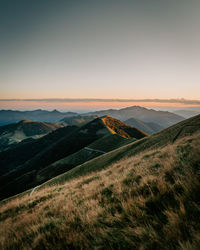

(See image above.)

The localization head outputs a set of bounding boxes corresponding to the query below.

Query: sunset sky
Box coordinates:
[1,0,200,109]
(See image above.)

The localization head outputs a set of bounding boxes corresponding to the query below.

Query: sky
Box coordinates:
[0,0,200,109]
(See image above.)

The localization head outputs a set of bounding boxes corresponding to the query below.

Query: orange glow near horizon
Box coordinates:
[0,100,200,111]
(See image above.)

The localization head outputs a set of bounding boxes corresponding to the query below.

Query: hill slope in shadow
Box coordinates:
[124,117,163,134]
[0,116,147,200]
[0,115,199,250]
[46,114,200,186]
[0,120,64,152]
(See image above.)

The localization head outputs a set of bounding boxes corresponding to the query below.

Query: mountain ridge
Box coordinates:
[0,109,77,126]
[124,117,163,134]
[44,114,200,187]
[84,105,184,128]
[0,115,199,250]
[0,106,184,128]
[0,116,147,200]
[0,120,64,152]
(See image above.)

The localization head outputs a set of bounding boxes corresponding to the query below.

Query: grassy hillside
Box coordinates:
[0,116,146,200]
[0,120,64,152]
[43,114,200,187]
[61,115,98,126]
[0,128,199,249]
[0,125,77,176]
[101,116,148,139]
[36,134,135,184]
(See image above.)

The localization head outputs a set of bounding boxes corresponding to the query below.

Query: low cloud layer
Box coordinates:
[1,98,200,105]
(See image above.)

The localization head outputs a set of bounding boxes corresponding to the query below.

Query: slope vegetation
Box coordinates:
[61,115,98,126]
[46,114,200,186]
[0,125,77,176]
[36,134,135,184]
[0,116,146,200]
[0,116,199,250]
[101,116,148,138]
[0,120,64,151]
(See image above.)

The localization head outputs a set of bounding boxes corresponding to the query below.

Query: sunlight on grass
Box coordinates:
[0,133,200,249]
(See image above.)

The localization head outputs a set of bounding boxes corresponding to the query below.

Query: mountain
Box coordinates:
[61,115,98,126]
[36,134,136,185]
[0,125,77,177]
[44,114,200,187]
[173,109,200,118]
[0,115,199,250]
[0,116,147,200]
[0,109,77,126]
[100,116,148,139]
[85,105,184,128]
[0,120,64,152]
[124,117,163,134]
[0,106,184,129]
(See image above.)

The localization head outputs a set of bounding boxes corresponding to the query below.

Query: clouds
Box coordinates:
[1,98,200,105]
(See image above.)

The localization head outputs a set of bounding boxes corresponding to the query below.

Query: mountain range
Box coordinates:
[0,106,184,128]
[0,116,147,200]
[0,109,77,126]
[0,120,64,151]
[173,109,200,118]
[0,114,199,249]
[124,117,163,134]
[84,105,184,127]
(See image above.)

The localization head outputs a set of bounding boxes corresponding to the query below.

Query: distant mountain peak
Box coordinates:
[85,105,184,128]
[51,109,60,113]
[121,105,147,111]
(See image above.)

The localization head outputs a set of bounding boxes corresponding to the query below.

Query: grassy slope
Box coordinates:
[0,130,199,249]
[0,120,64,152]
[61,115,98,126]
[43,114,200,187]
[0,126,77,175]
[101,116,148,139]
[36,134,135,184]
[0,116,146,200]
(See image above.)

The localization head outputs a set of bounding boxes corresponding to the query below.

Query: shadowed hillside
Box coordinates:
[124,117,163,134]
[0,116,146,200]
[36,134,136,184]
[0,125,77,176]
[0,115,199,250]
[0,120,64,151]
[61,115,98,126]
[43,114,200,186]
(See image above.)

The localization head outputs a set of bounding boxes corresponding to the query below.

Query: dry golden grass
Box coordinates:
[0,133,200,249]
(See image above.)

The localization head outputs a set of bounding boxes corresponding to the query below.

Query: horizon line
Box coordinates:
[0,98,200,105]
